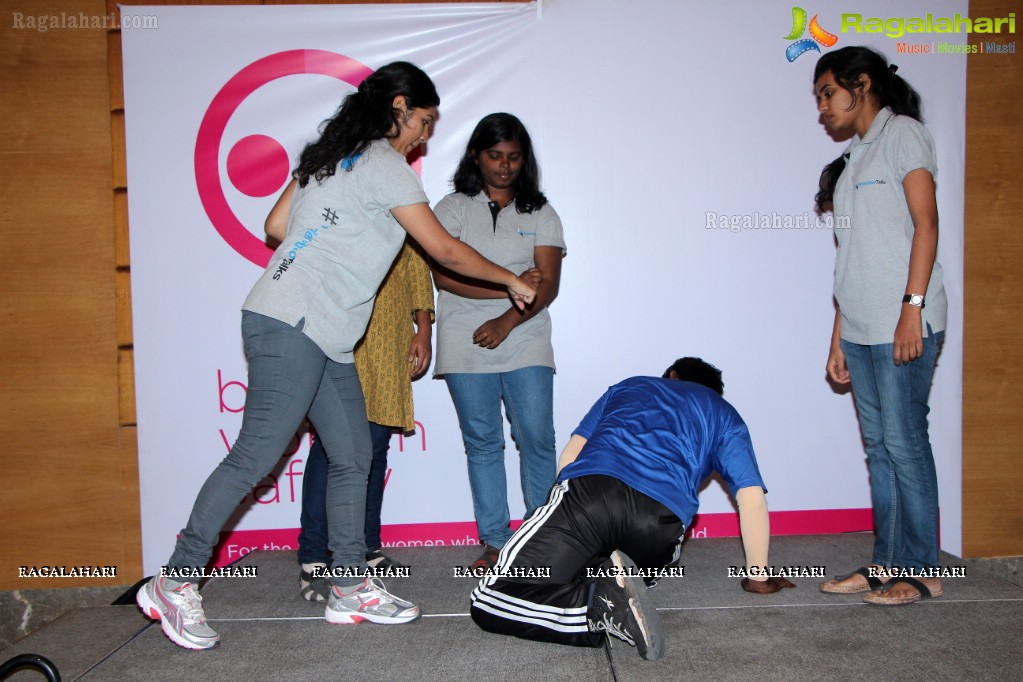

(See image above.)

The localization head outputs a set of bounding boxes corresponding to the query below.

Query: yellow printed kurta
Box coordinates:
[354,239,434,433]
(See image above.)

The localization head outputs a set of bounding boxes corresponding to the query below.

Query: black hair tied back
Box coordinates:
[812,47,922,212]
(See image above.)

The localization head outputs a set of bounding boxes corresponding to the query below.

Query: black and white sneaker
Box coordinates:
[587,551,664,661]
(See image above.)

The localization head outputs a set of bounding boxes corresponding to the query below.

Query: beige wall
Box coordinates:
[0,0,1018,591]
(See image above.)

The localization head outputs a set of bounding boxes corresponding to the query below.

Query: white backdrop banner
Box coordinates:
[123,0,968,575]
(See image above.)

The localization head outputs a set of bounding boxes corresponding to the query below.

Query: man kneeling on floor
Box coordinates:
[468,357,795,661]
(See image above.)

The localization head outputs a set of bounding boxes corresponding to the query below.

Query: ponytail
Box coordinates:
[885,65,922,121]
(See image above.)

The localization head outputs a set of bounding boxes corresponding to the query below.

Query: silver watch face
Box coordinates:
[910,294,924,306]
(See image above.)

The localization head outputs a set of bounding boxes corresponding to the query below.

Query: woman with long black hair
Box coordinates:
[136,63,536,650]
[812,47,947,606]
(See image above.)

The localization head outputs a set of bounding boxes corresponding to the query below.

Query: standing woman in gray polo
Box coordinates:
[432,113,566,571]
[811,47,947,606]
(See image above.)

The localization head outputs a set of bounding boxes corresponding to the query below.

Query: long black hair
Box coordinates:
[452,113,547,214]
[813,46,924,212]
[294,61,439,187]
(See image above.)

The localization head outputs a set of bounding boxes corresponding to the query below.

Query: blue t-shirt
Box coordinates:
[558,376,765,526]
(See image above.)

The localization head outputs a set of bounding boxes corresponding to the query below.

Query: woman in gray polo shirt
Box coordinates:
[432,114,566,570]
[811,47,947,606]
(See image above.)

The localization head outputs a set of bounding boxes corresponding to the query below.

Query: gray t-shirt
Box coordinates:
[833,108,947,345]
[243,138,428,362]
[433,191,566,374]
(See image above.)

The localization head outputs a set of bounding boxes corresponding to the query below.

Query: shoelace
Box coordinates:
[173,583,208,624]
[363,577,395,603]
[335,578,395,604]
[589,612,635,645]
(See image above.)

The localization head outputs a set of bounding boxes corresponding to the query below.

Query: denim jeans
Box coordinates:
[841,329,944,570]
[445,366,557,549]
[166,312,371,587]
[299,421,393,563]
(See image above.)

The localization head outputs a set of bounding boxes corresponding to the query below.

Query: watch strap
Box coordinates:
[902,294,926,309]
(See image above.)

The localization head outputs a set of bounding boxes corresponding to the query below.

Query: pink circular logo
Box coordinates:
[194,50,373,267]
[227,134,292,199]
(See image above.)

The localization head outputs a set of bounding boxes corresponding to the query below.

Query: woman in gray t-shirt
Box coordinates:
[137,64,536,651]
[812,47,947,607]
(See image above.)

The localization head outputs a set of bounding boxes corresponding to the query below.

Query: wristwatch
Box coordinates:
[902,294,925,308]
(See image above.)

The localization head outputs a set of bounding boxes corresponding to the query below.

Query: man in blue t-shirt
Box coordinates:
[469,357,793,661]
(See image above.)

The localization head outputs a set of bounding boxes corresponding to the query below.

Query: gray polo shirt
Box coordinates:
[243,138,428,362]
[833,108,947,345]
[433,191,566,374]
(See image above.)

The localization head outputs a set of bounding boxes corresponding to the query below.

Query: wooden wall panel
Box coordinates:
[115,270,134,350]
[107,30,124,111]
[118,348,137,426]
[111,110,126,189]
[0,0,141,588]
[113,190,130,267]
[961,0,1023,557]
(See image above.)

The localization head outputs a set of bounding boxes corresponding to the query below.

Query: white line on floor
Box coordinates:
[657,597,1023,611]
[211,612,472,622]
[208,597,1023,623]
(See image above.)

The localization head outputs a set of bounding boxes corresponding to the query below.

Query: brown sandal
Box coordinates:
[819,566,884,594]
[863,576,942,606]
[471,545,501,571]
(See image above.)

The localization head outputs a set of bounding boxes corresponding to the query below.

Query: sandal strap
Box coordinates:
[842,566,883,590]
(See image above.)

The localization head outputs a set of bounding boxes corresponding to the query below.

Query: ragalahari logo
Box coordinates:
[784,7,838,61]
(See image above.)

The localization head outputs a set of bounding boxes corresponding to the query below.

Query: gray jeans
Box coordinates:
[166,311,371,586]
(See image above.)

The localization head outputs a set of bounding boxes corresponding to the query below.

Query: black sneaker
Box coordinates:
[587,551,664,661]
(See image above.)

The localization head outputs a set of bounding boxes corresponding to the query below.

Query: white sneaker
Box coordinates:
[136,576,220,650]
[325,577,421,625]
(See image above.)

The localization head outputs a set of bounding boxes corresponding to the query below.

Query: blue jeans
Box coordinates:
[167,312,371,587]
[445,366,557,549]
[299,421,393,563]
[841,329,944,570]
